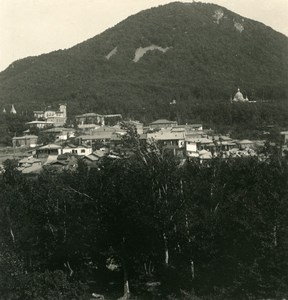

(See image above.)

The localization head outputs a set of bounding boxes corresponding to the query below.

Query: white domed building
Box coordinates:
[232,88,249,102]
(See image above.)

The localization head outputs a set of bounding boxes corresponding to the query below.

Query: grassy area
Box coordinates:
[0,147,30,164]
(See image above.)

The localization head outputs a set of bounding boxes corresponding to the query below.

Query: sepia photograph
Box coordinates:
[0,0,288,299]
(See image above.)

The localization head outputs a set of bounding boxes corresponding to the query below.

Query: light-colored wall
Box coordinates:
[186,142,197,153]
[62,147,92,156]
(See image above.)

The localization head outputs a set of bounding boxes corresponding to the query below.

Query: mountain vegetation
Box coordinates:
[0,2,287,126]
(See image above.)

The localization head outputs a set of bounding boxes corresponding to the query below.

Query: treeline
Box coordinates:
[0,113,31,146]
[0,144,288,299]
[0,99,288,146]
[67,98,288,139]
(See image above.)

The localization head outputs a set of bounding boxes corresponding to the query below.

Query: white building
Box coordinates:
[232,88,249,102]
[61,145,92,156]
[33,104,67,127]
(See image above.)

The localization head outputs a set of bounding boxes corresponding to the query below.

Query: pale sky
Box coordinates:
[0,0,287,71]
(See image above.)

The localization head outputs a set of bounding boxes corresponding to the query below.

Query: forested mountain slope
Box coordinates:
[0,2,287,120]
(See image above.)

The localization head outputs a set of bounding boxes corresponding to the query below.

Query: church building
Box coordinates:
[232,88,249,102]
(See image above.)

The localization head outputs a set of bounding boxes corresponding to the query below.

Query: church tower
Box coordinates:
[10,104,16,114]
[59,104,66,118]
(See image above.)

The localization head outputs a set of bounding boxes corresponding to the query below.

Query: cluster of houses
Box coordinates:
[8,103,272,175]
[3,87,285,175]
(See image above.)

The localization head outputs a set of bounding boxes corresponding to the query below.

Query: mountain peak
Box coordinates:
[0,2,287,117]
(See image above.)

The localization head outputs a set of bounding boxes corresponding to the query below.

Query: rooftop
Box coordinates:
[185,137,213,143]
[38,144,62,150]
[43,127,75,133]
[147,131,185,140]
[19,157,42,164]
[150,119,177,125]
[12,135,38,140]
[238,139,254,144]
[26,121,54,125]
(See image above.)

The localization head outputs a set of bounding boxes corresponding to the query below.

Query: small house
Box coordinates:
[12,135,38,148]
[149,119,178,129]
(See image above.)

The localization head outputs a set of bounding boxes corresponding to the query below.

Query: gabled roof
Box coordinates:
[13,135,38,140]
[221,141,236,146]
[175,124,202,128]
[48,160,67,166]
[75,113,122,118]
[20,164,42,174]
[82,154,99,162]
[185,137,213,143]
[171,127,185,132]
[150,119,177,125]
[19,157,41,164]
[43,127,75,133]
[93,150,107,157]
[238,139,253,144]
[26,121,54,125]
[103,114,122,118]
[212,135,232,141]
[63,144,91,149]
[77,132,114,140]
[147,131,185,140]
[75,113,100,118]
[93,126,124,133]
[38,144,62,150]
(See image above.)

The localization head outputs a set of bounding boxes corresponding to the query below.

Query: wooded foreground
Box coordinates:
[0,146,288,299]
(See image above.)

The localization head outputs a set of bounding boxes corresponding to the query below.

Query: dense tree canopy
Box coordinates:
[0,141,288,299]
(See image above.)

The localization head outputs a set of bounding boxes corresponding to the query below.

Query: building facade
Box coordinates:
[33,104,67,127]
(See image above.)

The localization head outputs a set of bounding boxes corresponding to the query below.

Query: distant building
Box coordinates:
[26,121,54,129]
[33,104,67,127]
[236,139,254,150]
[77,124,100,132]
[17,157,42,174]
[43,155,78,173]
[75,113,122,127]
[62,144,92,156]
[12,135,38,148]
[81,150,107,168]
[77,126,126,149]
[147,130,185,149]
[125,121,144,134]
[172,124,203,132]
[10,104,17,114]
[280,131,288,144]
[232,88,249,102]
[36,144,62,158]
[42,127,75,140]
[149,119,177,129]
[185,137,214,157]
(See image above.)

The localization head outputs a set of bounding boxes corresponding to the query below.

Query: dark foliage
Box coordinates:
[0,144,288,299]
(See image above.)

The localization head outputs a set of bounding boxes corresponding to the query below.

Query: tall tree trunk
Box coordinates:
[273,224,278,247]
[185,214,195,280]
[121,237,130,299]
[123,259,130,299]
[163,233,169,266]
[190,260,195,280]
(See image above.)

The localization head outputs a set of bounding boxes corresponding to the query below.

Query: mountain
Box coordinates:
[0,1,287,121]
